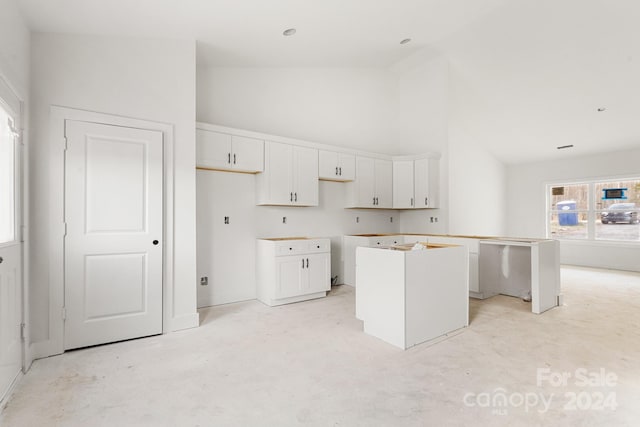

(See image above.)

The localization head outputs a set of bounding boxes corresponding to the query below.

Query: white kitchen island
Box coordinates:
[356,243,469,350]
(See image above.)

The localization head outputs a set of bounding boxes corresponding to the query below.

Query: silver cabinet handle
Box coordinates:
[411,198,414,206]
[339,167,342,175]
[302,258,305,269]
[425,197,428,206]
[336,166,339,175]
[228,153,231,164]
[233,153,236,164]
[290,192,293,202]
[294,193,298,202]
[306,258,309,268]
[0,256,3,264]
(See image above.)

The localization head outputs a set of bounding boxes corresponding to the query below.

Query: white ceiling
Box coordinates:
[16,0,640,163]
[17,0,508,67]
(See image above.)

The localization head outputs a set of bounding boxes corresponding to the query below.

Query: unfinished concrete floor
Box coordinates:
[2,266,639,426]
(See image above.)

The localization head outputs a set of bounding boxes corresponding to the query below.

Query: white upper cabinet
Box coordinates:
[346,156,392,208]
[414,157,440,209]
[196,129,264,173]
[374,159,393,208]
[318,150,355,181]
[392,160,415,209]
[256,141,319,206]
[392,157,439,209]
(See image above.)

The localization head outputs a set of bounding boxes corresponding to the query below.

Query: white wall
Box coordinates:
[197,67,395,154]
[446,126,507,236]
[29,33,198,348]
[0,0,30,97]
[0,0,30,377]
[507,147,640,271]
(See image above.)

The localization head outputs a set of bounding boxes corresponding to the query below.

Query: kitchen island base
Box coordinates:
[356,244,469,350]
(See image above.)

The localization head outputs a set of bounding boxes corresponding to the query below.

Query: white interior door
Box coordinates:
[64,120,163,350]
[0,101,22,401]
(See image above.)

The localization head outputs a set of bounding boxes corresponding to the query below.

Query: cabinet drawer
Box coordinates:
[372,236,402,246]
[275,241,309,255]
[307,240,330,253]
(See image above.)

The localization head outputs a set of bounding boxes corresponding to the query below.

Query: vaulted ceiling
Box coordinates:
[16,0,640,163]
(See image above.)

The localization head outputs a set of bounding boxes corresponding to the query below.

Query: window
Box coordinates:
[0,103,16,244]
[547,179,640,242]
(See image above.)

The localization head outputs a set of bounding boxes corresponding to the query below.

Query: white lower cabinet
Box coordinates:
[341,234,403,286]
[356,245,469,349]
[257,238,331,306]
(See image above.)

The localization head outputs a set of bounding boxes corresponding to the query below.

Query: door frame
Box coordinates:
[0,72,26,395]
[37,106,176,358]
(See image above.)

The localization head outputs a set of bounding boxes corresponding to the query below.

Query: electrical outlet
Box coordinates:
[200,277,208,286]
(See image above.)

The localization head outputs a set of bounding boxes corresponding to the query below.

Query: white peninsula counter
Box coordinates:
[356,243,469,350]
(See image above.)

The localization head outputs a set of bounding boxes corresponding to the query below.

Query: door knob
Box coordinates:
[152,240,159,245]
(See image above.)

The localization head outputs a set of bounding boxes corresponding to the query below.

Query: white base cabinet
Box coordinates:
[257,238,331,306]
[479,238,560,314]
[356,244,469,350]
[341,234,403,286]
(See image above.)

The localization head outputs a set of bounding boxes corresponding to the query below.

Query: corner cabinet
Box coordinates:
[256,238,331,306]
[196,128,264,173]
[392,156,440,209]
[256,141,319,206]
[318,150,355,181]
[345,156,392,208]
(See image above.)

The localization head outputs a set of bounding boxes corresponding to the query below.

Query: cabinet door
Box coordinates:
[415,157,439,208]
[354,156,376,207]
[337,153,355,181]
[265,141,293,204]
[275,256,303,299]
[469,252,479,293]
[427,157,440,208]
[392,160,414,209]
[304,253,330,295]
[374,159,393,208]
[318,150,339,180]
[196,129,233,170]
[414,158,429,208]
[293,146,319,206]
[232,135,264,173]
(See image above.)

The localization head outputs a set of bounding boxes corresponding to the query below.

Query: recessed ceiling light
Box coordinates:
[400,38,412,45]
[597,107,606,112]
[557,145,574,150]
[283,28,296,36]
